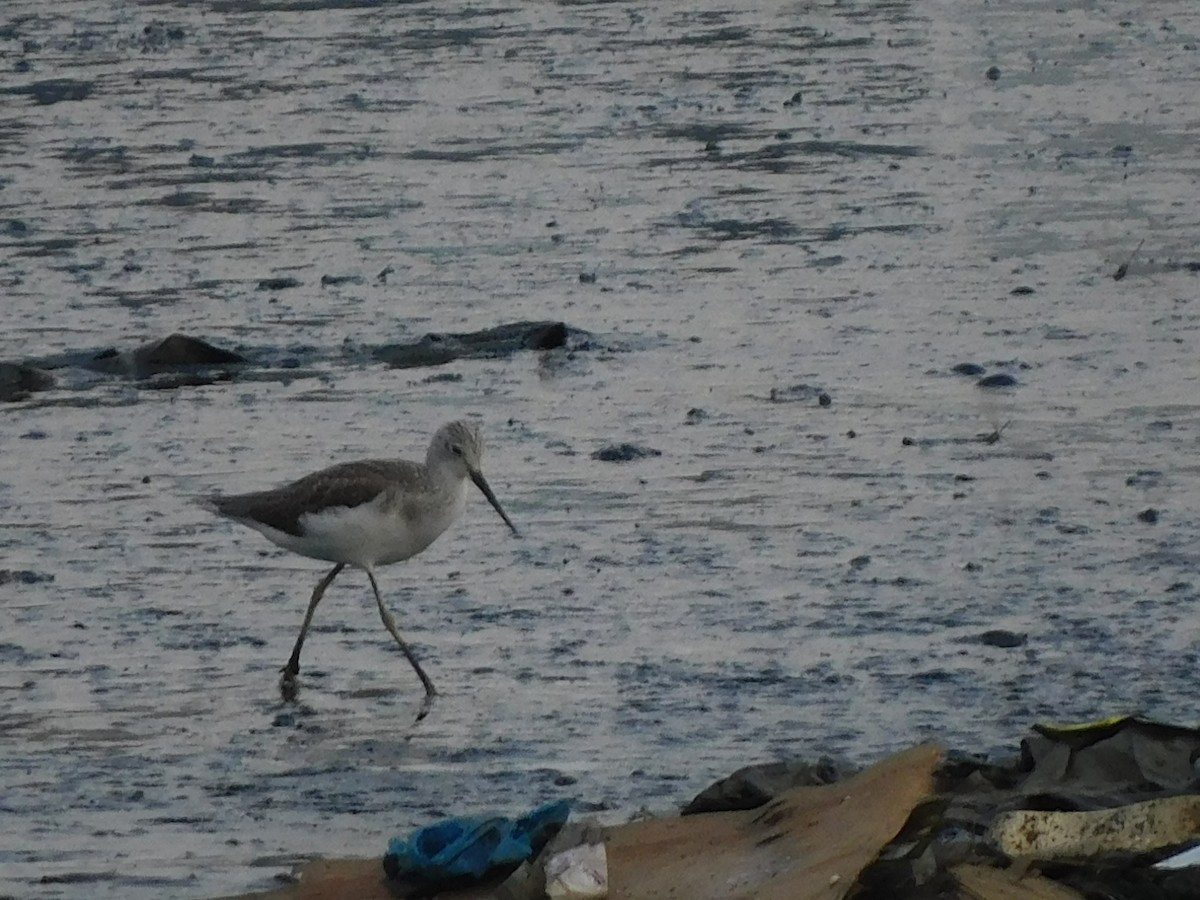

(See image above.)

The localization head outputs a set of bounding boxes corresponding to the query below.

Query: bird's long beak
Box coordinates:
[470,469,520,537]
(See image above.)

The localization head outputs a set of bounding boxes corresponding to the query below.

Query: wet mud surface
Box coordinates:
[2,0,1200,896]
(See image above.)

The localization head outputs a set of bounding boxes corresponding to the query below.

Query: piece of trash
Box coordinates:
[1154,842,1200,870]
[1018,715,1200,805]
[1031,714,1136,742]
[953,863,1086,900]
[989,795,1200,860]
[979,420,1011,445]
[383,800,570,885]
[545,842,608,898]
[1113,238,1145,281]
[604,743,938,900]
[683,755,853,815]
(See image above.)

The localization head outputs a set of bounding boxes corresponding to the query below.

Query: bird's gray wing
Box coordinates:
[209,460,422,537]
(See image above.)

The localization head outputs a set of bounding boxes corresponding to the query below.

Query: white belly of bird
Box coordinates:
[278,484,468,568]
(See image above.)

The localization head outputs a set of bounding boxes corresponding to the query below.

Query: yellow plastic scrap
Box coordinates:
[1032,715,1133,740]
[1031,714,1200,749]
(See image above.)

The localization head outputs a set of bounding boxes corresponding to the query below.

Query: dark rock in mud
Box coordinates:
[374,320,574,369]
[592,443,661,462]
[952,362,986,377]
[684,407,708,425]
[1137,508,1159,524]
[87,333,245,378]
[985,65,1001,81]
[1010,285,1035,295]
[976,373,1017,389]
[0,362,54,401]
[977,629,1026,648]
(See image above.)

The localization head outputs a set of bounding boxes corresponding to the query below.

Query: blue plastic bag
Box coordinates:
[384,800,570,882]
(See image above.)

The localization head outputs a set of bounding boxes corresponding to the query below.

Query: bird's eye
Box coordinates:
[450,444,464,456]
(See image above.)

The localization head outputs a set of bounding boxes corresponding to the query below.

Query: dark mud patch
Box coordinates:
[1,78,94,105]
[592,443,662,462]
[403,141,583,163]
[5,323,596,402]
[0,362,54,401]
[375,321,586,369]
[0,569,55,585]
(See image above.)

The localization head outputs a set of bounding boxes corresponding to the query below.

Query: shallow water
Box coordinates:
[2,0,1200,896]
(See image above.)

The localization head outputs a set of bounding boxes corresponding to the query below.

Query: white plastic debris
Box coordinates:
[1154,843,1200,870]
[990,796,1200,860]
[545,841,608,899]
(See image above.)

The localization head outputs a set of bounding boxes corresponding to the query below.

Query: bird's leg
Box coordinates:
[365,567,437,721]
[280,562,345,701]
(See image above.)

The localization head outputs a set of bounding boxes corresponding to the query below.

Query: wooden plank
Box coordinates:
[604,743,941,900]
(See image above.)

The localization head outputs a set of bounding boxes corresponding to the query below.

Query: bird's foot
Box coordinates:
[414,688,437,724]
[279,666,300,703]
